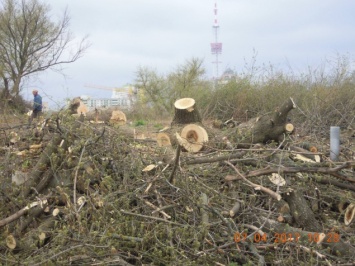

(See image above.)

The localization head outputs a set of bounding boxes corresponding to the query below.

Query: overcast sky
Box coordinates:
[26,0,355,108]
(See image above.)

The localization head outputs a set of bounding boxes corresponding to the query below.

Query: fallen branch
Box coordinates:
[225,161,282,201]
[120,209,184,226]
[0,199,48,227]
[225,161,355,182]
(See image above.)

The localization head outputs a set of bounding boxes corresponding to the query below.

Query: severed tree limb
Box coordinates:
[73,139,90,212]
[120,209,184,226]
[0,199,48,227]
[225,161,281,201]
[317,178,355,192]
[143,199,171,219]
[231,97,296,146]
[109,234,143,243]
[183,151,247,165]
[225,161,355,183]
[15,203,48,235]
[168,144,181,183]
[200,193,209,227]
[283,189,322,232]
[21,134,64,197]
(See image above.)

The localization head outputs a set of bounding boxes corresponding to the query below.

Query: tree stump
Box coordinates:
[171,98,202,126]
[157,98,208,153]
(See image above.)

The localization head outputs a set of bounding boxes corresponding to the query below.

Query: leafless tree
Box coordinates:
[0,0,89,97]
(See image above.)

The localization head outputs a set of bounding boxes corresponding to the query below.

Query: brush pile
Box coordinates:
[0,99,354,265]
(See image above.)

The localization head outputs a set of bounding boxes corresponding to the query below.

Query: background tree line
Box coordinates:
[0,0,353,138]
[131,55,355,136]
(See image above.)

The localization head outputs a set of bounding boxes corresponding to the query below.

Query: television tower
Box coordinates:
[211,0,222,80]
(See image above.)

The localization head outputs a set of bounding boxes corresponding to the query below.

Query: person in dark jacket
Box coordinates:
[28,89,43,126]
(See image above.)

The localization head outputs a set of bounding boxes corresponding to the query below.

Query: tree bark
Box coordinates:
[171,98,202,126]
[283,189,322,232]
[231,97,296,147]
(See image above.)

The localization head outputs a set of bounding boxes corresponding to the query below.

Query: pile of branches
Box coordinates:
[0,110,355,265]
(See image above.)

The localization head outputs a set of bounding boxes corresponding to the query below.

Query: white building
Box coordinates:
[81,85,136,109]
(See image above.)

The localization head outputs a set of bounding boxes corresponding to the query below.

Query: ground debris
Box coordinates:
[0,113,355,265]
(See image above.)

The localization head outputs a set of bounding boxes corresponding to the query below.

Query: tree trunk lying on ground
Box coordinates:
[229,97,296,148]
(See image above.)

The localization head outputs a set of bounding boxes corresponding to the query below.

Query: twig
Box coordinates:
[120,209,184,226]
[194,175,244,203]
[32,244,84,266]
[143,199,171,219]
[169,144,181,183]
[225,161,282,201]
[235,161,355,182]
[73,139,90,212]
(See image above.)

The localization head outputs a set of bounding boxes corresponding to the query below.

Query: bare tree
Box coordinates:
[0,0,89,96]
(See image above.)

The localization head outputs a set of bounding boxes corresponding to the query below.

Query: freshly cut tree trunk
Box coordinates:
[157,124,208,153]
[171,98,202,126]
[231,97,296,147]
[176,124,209,153]
[158,98,208,153]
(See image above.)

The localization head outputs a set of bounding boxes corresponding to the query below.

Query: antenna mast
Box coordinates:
[211,1,222,80]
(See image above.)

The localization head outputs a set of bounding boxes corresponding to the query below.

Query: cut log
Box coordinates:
[229,202,241,217]
[285,123,294,133]
[171,98,202,126]
[344,203,355,225]
[86,108,127,125]
[289,146,321,163]
[157,132,172,147]
[231,97,296,147]
[110,110,127,125]
[69,97,88,115]
[69,97,126,125]
[6,234,17,250]
[176,124,208,153]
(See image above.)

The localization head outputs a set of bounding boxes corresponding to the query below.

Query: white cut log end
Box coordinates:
[6,234,16,250]
[285,123,294,133]
[268,173,286,186]
[52,208,60,217]
[110,110,127,125]
[157,132,172,147]
[142,164,157,172]
[344,203,355,226]
[180,124,208,153]
[39,232,46,241]
[174,98,195,110]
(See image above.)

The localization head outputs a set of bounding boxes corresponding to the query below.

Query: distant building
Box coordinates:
[81,97,130,109]
[80,85,136,109]
[219,68,236,85]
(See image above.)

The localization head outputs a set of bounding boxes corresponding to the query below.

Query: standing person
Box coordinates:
[29,89,42,126]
